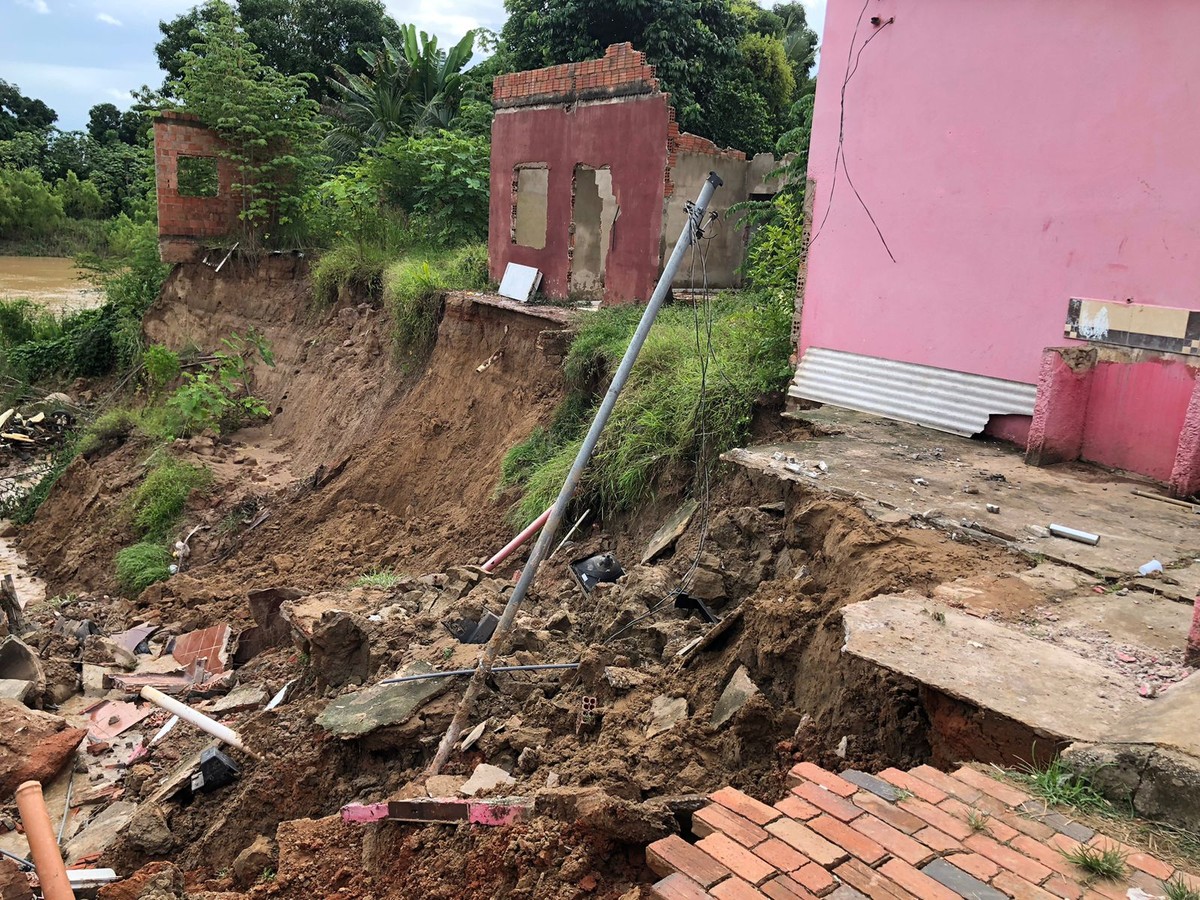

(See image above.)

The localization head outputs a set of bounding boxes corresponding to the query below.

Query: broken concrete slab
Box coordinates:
[0,679,33,703]
[604,666,650,691]
[646,695,688,738]
[711,666,758,728]
[81,665,107,698]
[81,636,137,672]
[62,801,136,865]
[206,684,267,715]
[0,637,43,700]
[642,499,699,564]
[0,700,87,798]
[840,595,1139,743]
[316,661,449,738]
[459,763,515,797]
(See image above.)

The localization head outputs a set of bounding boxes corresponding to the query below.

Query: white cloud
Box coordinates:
[96,11,122,26]
[4,61,149,99]
[16,0,51,13]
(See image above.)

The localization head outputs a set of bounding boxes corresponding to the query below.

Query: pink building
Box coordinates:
[793,0,1200,496]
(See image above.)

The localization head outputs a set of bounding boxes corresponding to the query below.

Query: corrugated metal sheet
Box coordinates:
[789,348,1037,437]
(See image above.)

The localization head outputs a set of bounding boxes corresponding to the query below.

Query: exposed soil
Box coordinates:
[4,258,1033,899]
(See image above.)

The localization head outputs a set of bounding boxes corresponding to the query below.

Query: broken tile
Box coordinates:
[171,624,233,674]
[711,666,759,728]
[85,700,152,743]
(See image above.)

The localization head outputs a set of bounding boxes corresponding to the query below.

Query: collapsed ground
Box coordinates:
[0,257,1192,899]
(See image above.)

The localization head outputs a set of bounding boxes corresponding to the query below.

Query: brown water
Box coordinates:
[0,255,103,313]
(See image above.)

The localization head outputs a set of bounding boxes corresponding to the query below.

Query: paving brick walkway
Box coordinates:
[646,762,1199,900]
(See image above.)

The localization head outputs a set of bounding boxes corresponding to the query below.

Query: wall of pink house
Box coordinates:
[1081,359,1196,481]
[801,0,1200,387]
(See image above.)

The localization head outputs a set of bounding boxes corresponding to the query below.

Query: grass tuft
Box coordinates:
[352,569,403,589]
[128,454,212,539]
[1060,844,1128,880]
[383,243,487,369]
[115,541,173,595]
[966,809,991,834]
[1009,755,1113,814]
[1166,876,1200,900]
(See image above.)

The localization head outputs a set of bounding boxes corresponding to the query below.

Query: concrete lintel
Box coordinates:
[1025,346,1098,467]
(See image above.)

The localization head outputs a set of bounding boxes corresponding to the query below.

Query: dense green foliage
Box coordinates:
[129,454,213,539]
[163,329,276,436]
[383,244,488,367]
[501,291,793,525]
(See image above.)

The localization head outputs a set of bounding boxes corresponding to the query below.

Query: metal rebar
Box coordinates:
[426,172,725,775]
[380,663,580,685]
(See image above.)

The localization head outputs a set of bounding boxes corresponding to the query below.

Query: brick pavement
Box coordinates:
[647,764,1199,900]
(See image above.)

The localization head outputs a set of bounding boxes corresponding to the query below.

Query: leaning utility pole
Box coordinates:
[427,171,724,775]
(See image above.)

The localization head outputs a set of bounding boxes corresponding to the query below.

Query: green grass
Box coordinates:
[1007,756,1114,815]
[76,407,138,457]
[1060,844,1128,880]
[311,241,395,307]
[383,243,487,368]
[500,291,793,528]
[352,569,403,589]
[1166,876,1200,900]
[115,541,173,595]
[128,454,212,539]
[966,809,991,834]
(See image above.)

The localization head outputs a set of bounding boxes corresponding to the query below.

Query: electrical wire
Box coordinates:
[807,0,896,262]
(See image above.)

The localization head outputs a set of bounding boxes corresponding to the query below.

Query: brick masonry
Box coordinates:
[646,763,1198,900]
[153,110,241,263]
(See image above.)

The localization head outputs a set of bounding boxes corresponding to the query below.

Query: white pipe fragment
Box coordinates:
[139,686,262,760]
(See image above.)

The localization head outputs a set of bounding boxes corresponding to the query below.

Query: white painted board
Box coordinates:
[498,263,542,302]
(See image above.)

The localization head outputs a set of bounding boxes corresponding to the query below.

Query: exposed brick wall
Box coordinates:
[664,120,747,199]
[493,43,660,108]
[153,110,241,263]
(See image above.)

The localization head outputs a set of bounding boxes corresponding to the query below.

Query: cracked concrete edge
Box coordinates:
[1062,740,1200,831]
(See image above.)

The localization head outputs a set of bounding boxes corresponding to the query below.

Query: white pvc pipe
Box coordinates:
[139,686,261,760]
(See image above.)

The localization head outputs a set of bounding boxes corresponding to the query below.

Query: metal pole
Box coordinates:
[380,662,580,685]
[427,172,724,775]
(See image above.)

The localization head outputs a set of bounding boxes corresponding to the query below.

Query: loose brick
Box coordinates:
[920,859,1007,900]
[651,873,716,900]
[648,835,733,888]
[1010,835,1080,879]
[840,770,900,801]
[713,877,770,900]
[878,859,961,900]
[850,815,935,867]
[853,794,926,834]
[1041,874,1084,900]
[878,768,947,805]
[833,860,918,900]
[712,787,783,827]
[698,833,777,886]
[952,766,1034,808]
[1080,878,1128,900]
[939,797,1019,842]
[913,825,961,855]
[791,782,865,822]
[995,809,1058,842]
[1127,851,1173,881]
[963,833,1053,885]
[767,819,849,869]
[753,839,809,875]
[793,863,837,897]
[908,765,983,803]
[775,795,822,822]
[761,875,819,900]
[950,852,1001,881]
[788,763,858,798]
[992,871,1059,900]
[694,804,771,848]
[828,889,869,900]
[1046,833,1084,855]
[897,797,974,841]
[807,815,888,866]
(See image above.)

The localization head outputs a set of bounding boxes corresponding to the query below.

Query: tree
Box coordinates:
[175,0,324,241]
[0,168,64,238]
[87,103,123,144]
[54,171,105,219]
[326,26,476,161]
[156,0,400,103]
[0,80,57,140]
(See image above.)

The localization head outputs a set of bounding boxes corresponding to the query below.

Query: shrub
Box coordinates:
[383,243,487,367]
[143,345,181,394]
[166,329,274,435]
[128,455,212,540]
[115,541,173,595]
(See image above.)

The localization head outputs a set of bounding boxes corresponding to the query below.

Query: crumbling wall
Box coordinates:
[489,44,672,305]
[153,111,241,264]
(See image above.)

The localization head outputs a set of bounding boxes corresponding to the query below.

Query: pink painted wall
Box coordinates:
[802,0,1200,385]
[1081,360,1196,480]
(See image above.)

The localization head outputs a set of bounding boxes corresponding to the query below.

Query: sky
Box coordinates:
[1,0,827,131]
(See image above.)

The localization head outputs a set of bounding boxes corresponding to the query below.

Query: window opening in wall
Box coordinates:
[177,155,219,198]
[569,164,617,298]
[513,165,548,249]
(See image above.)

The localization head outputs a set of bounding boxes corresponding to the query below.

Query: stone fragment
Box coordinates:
[711,666,758,728]
[125,803,175,855]
[317,661,449,737]
[604,666,650,690]
[207,684,268,715]
[642,499,699,564]
[0,679,33,703]
[0,637,44,699]
[0,700,87,798]
[0,858,32,900]
[81,664,108,697]
[459,763,515,797]
[63,801,137,864]
[232,835,276,887]
[646,695,688,738]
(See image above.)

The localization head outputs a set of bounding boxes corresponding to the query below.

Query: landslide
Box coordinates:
[19,256,573,614]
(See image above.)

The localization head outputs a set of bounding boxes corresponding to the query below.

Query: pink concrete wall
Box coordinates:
[802,0,1200,385]
[1081,359,1196,480]
[488,96,670,304]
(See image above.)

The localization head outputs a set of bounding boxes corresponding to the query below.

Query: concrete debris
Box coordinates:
[642,499,700,564]
[646,695,688,738]
[459,763,515,797]
[63,801,137,865]
[81,665,107,698]
[317,660,450,737]
[459,720,488,751]
[0,679,33,703]
[710,665,759,728]
[0,637,44,702]
[603,666,650,690]
[205,684,268,715]
[231,835,276,888]
[82,636,138,671]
